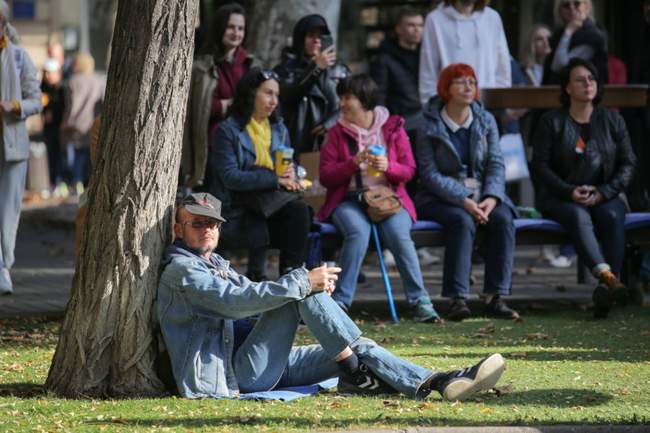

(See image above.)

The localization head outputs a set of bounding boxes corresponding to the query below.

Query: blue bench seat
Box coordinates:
[316,213,650,284]
[318,213,650,239]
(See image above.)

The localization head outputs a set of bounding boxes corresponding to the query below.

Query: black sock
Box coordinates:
[425,371,452,393]
[337,353,360,376]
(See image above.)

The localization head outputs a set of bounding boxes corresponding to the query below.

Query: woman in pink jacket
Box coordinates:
[317,74,440,322]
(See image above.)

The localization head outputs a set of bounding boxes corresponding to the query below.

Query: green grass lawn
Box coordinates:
[1,308,650,432]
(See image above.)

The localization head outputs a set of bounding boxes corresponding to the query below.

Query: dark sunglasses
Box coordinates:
[259,69,279,82]
[561,0,584,9]
[183,220,221,230]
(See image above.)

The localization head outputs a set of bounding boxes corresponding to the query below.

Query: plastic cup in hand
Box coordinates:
[275,148,294,176]
[367,144,385,177]
[296,165,307,180]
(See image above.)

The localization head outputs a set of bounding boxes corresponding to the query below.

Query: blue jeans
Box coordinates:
[540,197,626,275]
[63,145,90,185]
[233,292,434,398]
[559,244,576,258]
[418,201,515,299]
[0,157,28,270]
[331,201,430,308]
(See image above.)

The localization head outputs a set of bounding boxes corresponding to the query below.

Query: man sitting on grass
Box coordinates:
[157,192,506,400]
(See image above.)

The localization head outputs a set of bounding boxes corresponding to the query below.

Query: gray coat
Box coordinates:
[415,97,515,213]
[1,41,42,161]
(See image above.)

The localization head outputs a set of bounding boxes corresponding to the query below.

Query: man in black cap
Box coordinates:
[274,14,348,155]
[156,192,506,400]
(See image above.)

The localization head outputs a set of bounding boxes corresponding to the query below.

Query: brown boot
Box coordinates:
[597,269,628,306]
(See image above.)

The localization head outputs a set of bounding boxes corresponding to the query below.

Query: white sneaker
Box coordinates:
[53,183,69,198]
[75,182,85,196]
[549,255,574,268]
[382,250,396,267]
[0,268,13,295]
[541,246,557,262]
[440,354,506,401]
[418,247,440,266]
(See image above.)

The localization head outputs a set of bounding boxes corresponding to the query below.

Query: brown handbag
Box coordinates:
[362,186,402,222]
[345,135,402,223]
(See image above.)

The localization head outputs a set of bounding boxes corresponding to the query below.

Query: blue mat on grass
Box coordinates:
[239,378,338,401]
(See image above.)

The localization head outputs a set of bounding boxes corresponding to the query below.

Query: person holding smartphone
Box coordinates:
[532,58,636,318]
[274,14,349,155]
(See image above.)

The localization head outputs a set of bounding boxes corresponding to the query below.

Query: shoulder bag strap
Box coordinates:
[344,133,364,191]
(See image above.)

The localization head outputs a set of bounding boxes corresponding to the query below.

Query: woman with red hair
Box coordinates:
[415,63,518,321]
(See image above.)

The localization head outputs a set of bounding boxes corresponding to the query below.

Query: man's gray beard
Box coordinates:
[196,246,214,255]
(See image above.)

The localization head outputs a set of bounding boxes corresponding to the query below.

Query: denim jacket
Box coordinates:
[156,242,312,398]
[415,97,515,213]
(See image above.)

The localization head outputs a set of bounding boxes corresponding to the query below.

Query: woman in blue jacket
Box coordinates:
[415,63,518,321]
[211,68,311,277]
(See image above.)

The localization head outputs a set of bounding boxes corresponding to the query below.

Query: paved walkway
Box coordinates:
[1,202,645,319]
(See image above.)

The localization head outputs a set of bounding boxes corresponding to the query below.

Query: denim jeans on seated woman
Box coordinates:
[330,200,430,308]
[233,291,434,398]
[539,197,626,275]
[417,201,515,299]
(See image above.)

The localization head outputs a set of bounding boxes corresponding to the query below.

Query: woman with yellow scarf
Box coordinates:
[209,68,311,279]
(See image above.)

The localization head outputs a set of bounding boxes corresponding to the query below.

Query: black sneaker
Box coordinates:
[485,297,520,320]
[592,284,611,319]
[446,298,471,321]
[338,363,396,396]
[437,354,505,401]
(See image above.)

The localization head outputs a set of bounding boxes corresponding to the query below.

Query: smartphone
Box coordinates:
[320,34,334,51]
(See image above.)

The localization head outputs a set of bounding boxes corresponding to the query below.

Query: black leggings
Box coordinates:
[267,199,312,271]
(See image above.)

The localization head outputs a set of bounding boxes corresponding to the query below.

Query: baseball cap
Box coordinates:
[181,193,226,222]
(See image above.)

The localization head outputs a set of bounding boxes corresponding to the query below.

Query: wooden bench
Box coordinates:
[481,85,648,109]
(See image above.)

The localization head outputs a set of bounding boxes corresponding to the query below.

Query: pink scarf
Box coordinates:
[338,106,390,189]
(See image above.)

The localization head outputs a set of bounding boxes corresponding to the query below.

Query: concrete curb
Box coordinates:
[326,426,648,433]
[20,203,77,231]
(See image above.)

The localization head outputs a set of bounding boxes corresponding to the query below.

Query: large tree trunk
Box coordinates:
[45,0,199,398]
[246,0,342,67]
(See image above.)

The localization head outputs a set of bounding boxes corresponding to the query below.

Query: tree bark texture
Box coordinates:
[45,0,199,398]
[246,0,341,67]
